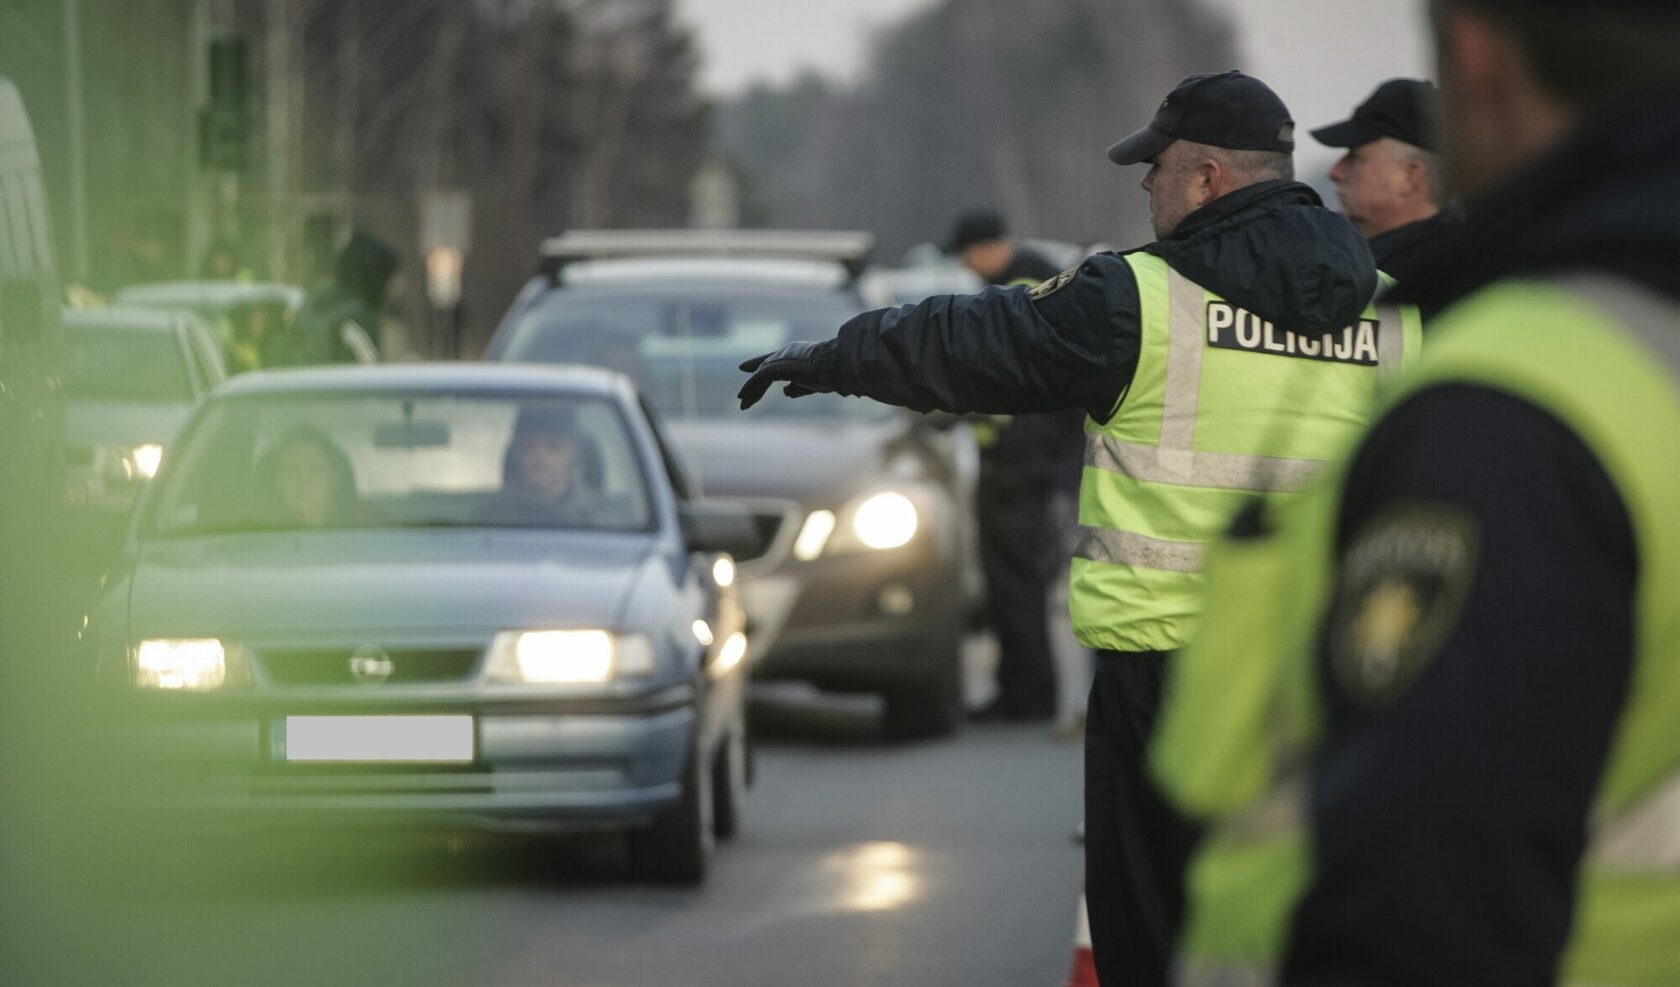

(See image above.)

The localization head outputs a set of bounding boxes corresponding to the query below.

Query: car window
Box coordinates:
[147,392,655,536]
[62,326,192,402]
[500,289,893,423]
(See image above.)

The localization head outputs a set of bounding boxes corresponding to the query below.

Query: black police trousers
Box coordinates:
[1085,650,1204,986]
[976,478,1058,717]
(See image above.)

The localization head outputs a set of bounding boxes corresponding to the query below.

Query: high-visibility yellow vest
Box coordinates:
[1155,273,1680,986]
[1069,253,1422,652]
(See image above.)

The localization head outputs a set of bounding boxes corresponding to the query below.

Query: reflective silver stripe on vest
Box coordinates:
[1075,525,1203,572]
[1558,274,1680,874]
[1591,767,1680,873]
[1086,434,1327,493]
[1375,303,1406,377]
[1162,269,1208,450]
[1553,273,1680,379]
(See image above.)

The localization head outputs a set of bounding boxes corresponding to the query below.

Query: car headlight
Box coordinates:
[487,630,654,684]
[795,491,924,560]
[129,443,164,480]
[134,638,228,691]
[851,491,919,550]
[109,443,164,482]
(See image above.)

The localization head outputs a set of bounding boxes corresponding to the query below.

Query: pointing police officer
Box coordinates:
[739,71,1419,985]
[1313,79,1462,290]
[1153,2,1680,984]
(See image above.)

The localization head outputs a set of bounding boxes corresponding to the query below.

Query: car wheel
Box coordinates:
[628,741,713,885]
[881,633,963,740]
[711,723,747,840]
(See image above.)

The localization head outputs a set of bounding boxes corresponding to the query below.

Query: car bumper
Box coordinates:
[744,541,964,692]
[104,690,696,833]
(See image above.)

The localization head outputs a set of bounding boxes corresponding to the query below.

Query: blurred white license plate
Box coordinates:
[284,715,474,763]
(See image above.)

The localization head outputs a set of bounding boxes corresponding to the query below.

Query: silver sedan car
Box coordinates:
[86,364,758,884]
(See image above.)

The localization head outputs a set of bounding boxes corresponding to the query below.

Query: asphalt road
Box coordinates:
[16,666,1085,987]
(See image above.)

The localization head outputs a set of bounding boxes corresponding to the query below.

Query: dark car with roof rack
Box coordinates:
[486,230,981,738]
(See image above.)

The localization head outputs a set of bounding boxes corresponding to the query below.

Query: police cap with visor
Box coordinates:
[1108,70,1295,165]
[1311,79,1439,153]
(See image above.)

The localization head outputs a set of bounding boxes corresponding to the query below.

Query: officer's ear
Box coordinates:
[1195,155,1227,205]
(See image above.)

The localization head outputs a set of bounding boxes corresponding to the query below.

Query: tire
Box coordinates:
[881,633,964,740]
[628,742,713,885]
[710,723,747,840]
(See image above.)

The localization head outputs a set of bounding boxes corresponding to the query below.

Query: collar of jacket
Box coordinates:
[1368,209,1460,268]
[1389,84,1680,314]
[1141,179,1377,334]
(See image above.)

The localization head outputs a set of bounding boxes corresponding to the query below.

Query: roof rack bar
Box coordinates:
[538,229,876,281]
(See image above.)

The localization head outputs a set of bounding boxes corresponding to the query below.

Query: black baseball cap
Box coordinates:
[1107,71,1296,166]
[1312,79,1440,153]
[947,210,1007,253]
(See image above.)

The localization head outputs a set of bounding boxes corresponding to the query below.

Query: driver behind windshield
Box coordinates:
[483,405,608,527]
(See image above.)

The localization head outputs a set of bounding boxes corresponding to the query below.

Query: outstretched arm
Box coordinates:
[739,253,1142,419]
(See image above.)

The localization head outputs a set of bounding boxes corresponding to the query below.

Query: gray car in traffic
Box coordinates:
[87,364,759,884]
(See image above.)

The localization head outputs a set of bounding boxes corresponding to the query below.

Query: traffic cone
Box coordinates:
[1062,886,1099,986]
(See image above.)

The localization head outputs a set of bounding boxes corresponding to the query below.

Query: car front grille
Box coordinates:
[64,444,95,468]
[257,647,483,686]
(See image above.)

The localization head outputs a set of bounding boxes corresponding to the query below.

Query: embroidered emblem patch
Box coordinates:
[1328,503,1480,709]
[1028,267,1079,301]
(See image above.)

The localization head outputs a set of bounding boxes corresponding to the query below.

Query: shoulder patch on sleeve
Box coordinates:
[1028,266,1079,300]
[1327,502,1480,710]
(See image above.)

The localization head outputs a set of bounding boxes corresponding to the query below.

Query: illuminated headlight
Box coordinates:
[109,443,164,482]
[851,491,918,550]
[712,556,737,588]
[129,443,164,480]
[794,509,837,561]
[487,630,654,684]
[134,638,227,691]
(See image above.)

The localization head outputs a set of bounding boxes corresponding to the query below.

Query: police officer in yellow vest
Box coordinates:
[1152,2,1680,984]
[738,71,1421,985]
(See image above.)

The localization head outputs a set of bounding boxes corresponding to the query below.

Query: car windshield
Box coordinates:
[501,288,893,422]
[63,326,191,402]
[146,392,655,536]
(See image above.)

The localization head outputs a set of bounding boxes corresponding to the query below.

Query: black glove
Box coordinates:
[737,340,838,410]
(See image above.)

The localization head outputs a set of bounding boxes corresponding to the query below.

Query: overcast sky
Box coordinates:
[674,0,1434,174]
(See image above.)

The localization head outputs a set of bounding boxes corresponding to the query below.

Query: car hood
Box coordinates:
[128,529,657,638]
[65,400,194,448]
[664,418,902,505]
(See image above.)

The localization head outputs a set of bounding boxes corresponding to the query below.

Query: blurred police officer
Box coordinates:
[739,72,1419,984]
[949,210,1076,722]
[1313,79,1461,287]
[1154,3,1680,983]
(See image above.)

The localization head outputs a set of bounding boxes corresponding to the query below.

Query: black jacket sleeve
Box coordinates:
[1280,384,1638,986]
[830,252,1142,419]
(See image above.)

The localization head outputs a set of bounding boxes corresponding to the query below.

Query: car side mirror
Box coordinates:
[680,500,762,559]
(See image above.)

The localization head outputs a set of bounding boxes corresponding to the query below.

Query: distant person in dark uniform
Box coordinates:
[285,230,396,365]
[950,211,1080,723]
[1314,79,1462,291]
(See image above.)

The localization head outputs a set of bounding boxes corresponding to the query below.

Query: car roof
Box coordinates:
[214,362,636,400]
[115,280,306,309]
[559,257,854,292]
[62,305,191,334]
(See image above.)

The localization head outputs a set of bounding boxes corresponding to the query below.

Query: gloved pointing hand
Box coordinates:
[737,340,839,410]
